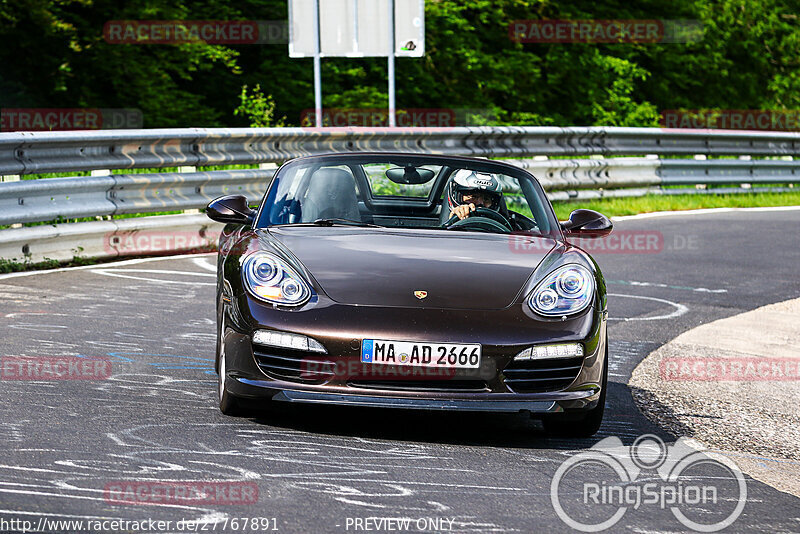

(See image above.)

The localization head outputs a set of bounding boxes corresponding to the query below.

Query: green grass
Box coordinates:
[550,191,800,219]
[0,251,99,273]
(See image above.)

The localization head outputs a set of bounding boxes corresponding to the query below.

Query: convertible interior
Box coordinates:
[264,161,550,235]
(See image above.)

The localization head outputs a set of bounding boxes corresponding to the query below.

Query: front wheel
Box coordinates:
[217,309,243,416]
[542,345,608,438]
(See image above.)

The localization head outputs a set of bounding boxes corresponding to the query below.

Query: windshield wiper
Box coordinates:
[312,218,382,228]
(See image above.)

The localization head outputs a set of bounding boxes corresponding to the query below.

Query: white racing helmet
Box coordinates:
[447,169,503,210]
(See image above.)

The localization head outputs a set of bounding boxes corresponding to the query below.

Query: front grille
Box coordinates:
[253,347,335,383]
[502,356,583,393]
[348,380,489,393]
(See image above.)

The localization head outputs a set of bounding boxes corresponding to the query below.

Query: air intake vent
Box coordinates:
[347,380,489,393]
[502,357,583,393]
[253,348,335,383]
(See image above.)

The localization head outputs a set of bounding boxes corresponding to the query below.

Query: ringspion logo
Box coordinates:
[551,435,746,532]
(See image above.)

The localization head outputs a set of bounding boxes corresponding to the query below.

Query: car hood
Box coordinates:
[266,227,557,310]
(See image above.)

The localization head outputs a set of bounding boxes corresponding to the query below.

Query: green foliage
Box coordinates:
[0,0,798,128]
[234,84,284,127]
[0,245,101,272]
[0,256,80,273]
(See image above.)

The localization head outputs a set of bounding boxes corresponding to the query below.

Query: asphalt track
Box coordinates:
[1,208,799,533]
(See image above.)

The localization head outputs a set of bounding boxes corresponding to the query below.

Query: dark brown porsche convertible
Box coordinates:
[206,153,612,437]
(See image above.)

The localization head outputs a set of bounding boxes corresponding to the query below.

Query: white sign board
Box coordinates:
[289,0,424,57]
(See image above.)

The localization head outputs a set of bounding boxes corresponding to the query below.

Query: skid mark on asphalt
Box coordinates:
[91,268,215,286]
[90,422,531,527]
[608,293,688,322]
[0,424,26,444]
[607,340,661,381]
[192,257,217,272]
[7,323,68,331]
[607,279,727,293]
[96,268,214,277]
[5,209,800,529]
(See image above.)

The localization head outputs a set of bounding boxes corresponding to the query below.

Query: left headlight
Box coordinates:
[242,252,311,306]
[528,264,595,317]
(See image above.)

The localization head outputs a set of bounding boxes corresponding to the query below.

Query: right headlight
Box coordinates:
[241,252,311,306]
[528,264,595,317]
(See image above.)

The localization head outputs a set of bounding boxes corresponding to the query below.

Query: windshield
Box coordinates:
[256,155,560,238]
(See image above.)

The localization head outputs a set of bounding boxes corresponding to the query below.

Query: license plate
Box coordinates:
[361,339,481,369]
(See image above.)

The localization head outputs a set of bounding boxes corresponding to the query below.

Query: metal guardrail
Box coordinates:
[0,169,272,225]
[0,127,798,264]
[0,214,221,265]
[659,158,798,184]
[4,157,797,227]
[2,126,799,175]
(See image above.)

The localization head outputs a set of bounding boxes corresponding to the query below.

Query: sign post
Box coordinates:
[388,0,396,127]
[312,0,322,127]
[289,0,424,127]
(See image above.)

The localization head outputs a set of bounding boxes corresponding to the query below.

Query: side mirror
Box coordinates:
[560,209,613,238]
[206,195,256,225]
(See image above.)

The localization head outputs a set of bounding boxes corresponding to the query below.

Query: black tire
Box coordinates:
[216,308,243,416]
[542,345,608,438]
[215,297,222,374]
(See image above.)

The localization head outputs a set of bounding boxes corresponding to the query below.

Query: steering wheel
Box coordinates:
[442,207,513,234]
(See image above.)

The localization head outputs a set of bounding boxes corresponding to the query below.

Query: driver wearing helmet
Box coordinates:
[447,169,506,221]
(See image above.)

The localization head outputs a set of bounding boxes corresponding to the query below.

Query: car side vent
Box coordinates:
[347,380,489,393]
[502,357,583,393]
[253,347,335,383]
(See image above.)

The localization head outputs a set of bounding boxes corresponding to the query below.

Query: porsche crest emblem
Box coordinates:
[414,291,428,300]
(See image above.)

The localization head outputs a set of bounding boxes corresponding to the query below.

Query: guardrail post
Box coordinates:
[179,166,201,214]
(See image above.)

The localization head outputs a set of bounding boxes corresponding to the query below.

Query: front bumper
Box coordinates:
[221,294,608,415]
[254,388,586,413]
